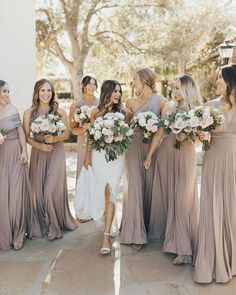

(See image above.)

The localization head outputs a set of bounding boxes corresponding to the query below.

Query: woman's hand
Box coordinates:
[40,143,53,152]
[44,134,54,144]
[84,154,92,169]
[198,131,211,142]
[82,122,89,130]
[20,150,28,164]
[144,156,152,170]
[0,136,5,145]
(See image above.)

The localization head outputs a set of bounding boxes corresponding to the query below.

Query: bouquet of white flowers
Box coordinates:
[73,105,96,127]
[0,129,5,144]
[87,112,133,162]
[188,106,224,150]
[166,111,196,149]
[130,111,160,143]
[30,114,67,140]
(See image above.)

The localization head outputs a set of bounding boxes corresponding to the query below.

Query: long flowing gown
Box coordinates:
[120,94,161,245]
[194,99,236,283]
[74,113,124,222]
[0,113,40,250]
[29,112,78,239]
[76,98,99,179]
[155,132,198,260]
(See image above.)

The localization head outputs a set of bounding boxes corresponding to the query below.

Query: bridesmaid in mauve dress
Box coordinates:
[144,74,202,265]
[120,68,166,249]
[0,80,41,251]
[69,75,99,182]
[24,79,77,241]
[195,64,236,283]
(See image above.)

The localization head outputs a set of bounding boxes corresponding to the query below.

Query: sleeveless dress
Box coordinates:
[74,112,125,222]
[154,131,198,261]
[120,94,161,245]
[76,98,99,179]
[194,99,236,283]
[29,111,78,238]
[0,113,40,250]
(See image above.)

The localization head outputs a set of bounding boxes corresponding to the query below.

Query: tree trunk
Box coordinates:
[70,67,83,102]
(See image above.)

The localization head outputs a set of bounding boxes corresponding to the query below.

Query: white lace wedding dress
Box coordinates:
[74,149,124,222]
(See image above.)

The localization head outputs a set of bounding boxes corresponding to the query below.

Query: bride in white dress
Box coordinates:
[74,80,125,254]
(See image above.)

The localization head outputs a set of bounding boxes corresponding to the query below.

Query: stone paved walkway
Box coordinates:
[0,151,236,295]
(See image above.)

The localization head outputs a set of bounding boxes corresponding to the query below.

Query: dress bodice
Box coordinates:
[0,113,22,140]
[134,93,161,117]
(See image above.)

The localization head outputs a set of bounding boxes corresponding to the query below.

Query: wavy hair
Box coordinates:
[221,64,236,107]
[176,74,202,109]
[136,67,157,93]
[97,80,123,114]
[31,79,58,118]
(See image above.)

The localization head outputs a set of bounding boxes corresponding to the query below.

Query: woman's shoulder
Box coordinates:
[57,107,67,116]
[70,101,79,109]
[24,107,33,117]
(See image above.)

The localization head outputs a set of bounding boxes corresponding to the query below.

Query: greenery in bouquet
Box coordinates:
[87,112,133,162]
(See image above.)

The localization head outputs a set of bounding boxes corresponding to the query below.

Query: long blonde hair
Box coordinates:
[176,74,202,109]
[136,67,157,93]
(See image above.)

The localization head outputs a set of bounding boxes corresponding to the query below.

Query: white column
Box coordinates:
[0,0,35,116]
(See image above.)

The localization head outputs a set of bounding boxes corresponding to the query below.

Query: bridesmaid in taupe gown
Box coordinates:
[69,75,98,181]
[144,74,202,264]
[195,64,236,283]
[0,80,41,250]
[120,68,166,249]
[24,79,78,240]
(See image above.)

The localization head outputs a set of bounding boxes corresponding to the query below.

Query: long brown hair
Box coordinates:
[98,80,123,114]
[31,79,58,118]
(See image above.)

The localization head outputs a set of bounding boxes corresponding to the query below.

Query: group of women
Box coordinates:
[1,63,236,285]
[0,78,78,252]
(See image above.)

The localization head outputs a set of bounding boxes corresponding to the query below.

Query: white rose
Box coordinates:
[105,135,114,143]
[138,118,146,127]
[147,118,154,125]
[102,128,109,135]
[48,124,57,133]
[94,122,102,130]
[189,116,201,128]
[94,130,102,140]
[188,109,195,117]
[126,129,134,136]
[201,115,214,129]
[104,119,114,128]
[151,125,158,133]
[114,135,123,142]
[174,117,188,130]
[40,119,50,132]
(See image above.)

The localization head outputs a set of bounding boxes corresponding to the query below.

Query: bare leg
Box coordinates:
[101,184,115,252]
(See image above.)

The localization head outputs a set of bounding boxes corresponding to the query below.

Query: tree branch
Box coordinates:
[92,30,145,53]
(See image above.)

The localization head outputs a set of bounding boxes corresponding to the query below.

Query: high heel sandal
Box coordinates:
[132,244,143,251]
[13,240,24,250]
[172,255,192,265]
[100,232,111,255]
